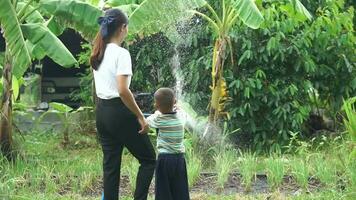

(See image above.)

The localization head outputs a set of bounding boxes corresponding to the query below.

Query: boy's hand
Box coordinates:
[173,104,180,112]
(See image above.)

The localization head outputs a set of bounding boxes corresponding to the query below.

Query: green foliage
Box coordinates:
[39,0,103,41]
[347,158,356,195]
[223,0,355,150]
[214,148,237,188]
[0,0,31,78]
[186,149,202,188]
[21,23,77,67]
[129,34,176,92]
[123,157,139,194]
[71,43,94,106]
[265,157,285,189]
[233,0,265,29]
[238,151,257,191]
[290,158,310,189]
[69,0,355,151]
[312,153,336,187]
[37,102,74,146]
[128,0,206,40]
[342,97,356,141]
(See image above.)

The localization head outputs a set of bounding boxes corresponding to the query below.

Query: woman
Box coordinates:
[90,9,156,200]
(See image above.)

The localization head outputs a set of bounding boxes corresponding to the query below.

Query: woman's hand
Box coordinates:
[138,116,149,134]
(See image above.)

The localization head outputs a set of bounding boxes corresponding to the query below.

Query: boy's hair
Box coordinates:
[154,88,175,110]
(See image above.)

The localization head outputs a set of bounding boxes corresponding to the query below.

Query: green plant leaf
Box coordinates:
[17,2,45,23]
[39,0,103,41]
[280,0,312,22]
[128,0,206,40]
[106,0,138,7]
[46,16,66,36]
[343,97,356,140]
[0,52,4,69]
[114,4,140,16]
[0,0,31,78]
[49,102,73,113]
[233,0,264,29]
[86,0,101,6]
[21,23,77,67]
[290,0,312,20]
[12,75,19,100]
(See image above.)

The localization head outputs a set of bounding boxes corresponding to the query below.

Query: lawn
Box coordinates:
[1,131,355,200]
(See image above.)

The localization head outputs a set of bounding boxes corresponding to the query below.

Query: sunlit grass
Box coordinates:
[2,131,356,199]
[238,151,257,191]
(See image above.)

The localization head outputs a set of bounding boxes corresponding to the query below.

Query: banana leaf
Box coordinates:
[128,0,206,40]
[233,0,264,29]
[21,23,77,68]
[46,16,66,36]
[0,52,4,69]
[17,2,45,23]
[40,0,103,41]
[0,0,31,78]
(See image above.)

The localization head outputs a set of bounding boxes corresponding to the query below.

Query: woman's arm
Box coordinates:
[117,75,148,134]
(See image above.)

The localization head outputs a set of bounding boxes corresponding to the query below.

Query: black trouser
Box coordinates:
[96,98,156,200]
[155,153,190,200]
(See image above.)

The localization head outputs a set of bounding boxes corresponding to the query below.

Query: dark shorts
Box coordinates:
[155,153,190,200]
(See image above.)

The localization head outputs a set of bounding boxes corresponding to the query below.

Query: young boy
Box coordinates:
[146,88,190,200]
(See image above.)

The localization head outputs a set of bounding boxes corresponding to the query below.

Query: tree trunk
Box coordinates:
[203,38,227,142]
[208,38,227,124]
[0,53,13,160]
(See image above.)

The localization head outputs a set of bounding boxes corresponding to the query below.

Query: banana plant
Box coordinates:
[0,0,102,159]
[191,0,311,126]
[37,102,73,147]
[189,0,264,126]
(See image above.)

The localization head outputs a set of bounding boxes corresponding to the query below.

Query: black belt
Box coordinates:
[97,97,124,106]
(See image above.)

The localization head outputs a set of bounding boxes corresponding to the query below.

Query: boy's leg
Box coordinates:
[124,130,156,200]
[171,156,190,200]
[155,155,173,200]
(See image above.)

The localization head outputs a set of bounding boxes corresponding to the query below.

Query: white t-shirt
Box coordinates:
[93,43,132,99]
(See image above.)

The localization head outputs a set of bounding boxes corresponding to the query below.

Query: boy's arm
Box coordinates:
[146,111,160,128]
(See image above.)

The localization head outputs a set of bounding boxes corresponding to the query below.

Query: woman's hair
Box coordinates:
[90,9,128,70]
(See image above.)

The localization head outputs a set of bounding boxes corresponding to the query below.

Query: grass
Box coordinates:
[290,158,310,190]
[0,132,103,199]
[2,131,356,199]
[238,152,257,191]
[347,159,356,196]
[123,155,139,194]
[311,153,336,187]
[214,148,237,188]
[265,156,285,190]
[186,149,202,188]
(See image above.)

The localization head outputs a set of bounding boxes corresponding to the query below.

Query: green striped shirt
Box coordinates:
[147,111,185,154]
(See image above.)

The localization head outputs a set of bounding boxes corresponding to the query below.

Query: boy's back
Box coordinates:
[147,87,190,200]
[147,111,185,154]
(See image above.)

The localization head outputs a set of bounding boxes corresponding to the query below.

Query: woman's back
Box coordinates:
[93,43,132,100]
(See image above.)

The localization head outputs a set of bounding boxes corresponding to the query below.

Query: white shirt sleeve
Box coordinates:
[116,49,132,76]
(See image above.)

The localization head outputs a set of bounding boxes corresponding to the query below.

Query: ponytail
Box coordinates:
[90,8,128,71]
[90,32,106,70]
